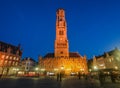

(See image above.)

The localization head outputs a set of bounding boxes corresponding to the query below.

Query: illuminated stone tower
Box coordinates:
[54,9,69,57]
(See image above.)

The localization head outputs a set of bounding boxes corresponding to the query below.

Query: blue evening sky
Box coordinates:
[0,0,120,61]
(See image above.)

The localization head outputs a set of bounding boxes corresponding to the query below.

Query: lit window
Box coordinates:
[17,58,19,61]
[0,60,3,65]
[115,66,118,69]
[4,60,7,65]
[2,55,5,58]
[14,57,16,60]
[10,56,12,60]
[109,59,111,62]
[8,61,11,65]
[6,56,9,59]
[59,31,64,35]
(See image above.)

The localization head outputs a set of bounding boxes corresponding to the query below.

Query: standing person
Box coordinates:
[57,73,59,81]
[111,73,116,83]
[60,73,62,82]
[99,73,103,87]
[85,74,88,80]
[78,72,81,79]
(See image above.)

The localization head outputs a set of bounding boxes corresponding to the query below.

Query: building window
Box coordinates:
[15,62,18,66]
[59,31,64,35]
[8,61,11,65]
[16,58,19,61]
[10,56,12,60]
[109,59,111,62]
[4,60,8,65]
[6,56,9,59]
[2,55,5,59]
[60,51,63,54]
[0,60,3,65]
[13,57,16,60]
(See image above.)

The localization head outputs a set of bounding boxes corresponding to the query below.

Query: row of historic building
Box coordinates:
[1,40,120,77]
[0,41,38,76]
[0,8,120,77]
[88,48,120,75]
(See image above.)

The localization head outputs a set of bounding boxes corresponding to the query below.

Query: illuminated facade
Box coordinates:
[0,41,22,76]
[92,48,120,71]
[18,57,37,76]
[39,9,88,75]
[21,57,36,71]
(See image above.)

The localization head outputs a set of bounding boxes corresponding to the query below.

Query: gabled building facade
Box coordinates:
[18,57,38,77]
[92,48,120,71]
[0,41,22,76]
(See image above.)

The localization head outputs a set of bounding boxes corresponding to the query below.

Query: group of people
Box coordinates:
[57,73,62,81]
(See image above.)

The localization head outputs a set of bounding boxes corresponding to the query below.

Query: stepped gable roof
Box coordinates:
[0,41,22,56]
[95,48,120,59]
[107,48,120,56]
[22,57,36,62]
[43,52,82,58]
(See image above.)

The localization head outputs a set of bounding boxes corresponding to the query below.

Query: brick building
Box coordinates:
[0,41,22,76]
[39,9,88,75]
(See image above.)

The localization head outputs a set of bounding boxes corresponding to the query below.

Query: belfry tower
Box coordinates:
[54,9,69,57]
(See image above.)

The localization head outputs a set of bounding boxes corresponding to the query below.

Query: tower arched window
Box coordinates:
[59,31,64,35]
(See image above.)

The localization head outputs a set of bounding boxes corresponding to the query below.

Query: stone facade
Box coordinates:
[18,57,37,76]
[21,57,36,72]
[39,53,88,75]
[92,48,120,71]
[39,9,88,75]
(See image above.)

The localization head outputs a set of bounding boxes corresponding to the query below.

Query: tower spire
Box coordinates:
[54,9,69,57]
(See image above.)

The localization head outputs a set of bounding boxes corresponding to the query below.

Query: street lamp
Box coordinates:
[61,66,64,70]
[35,67,39,71]
[59,66,64,82]
[35,67,39,77]
[115,66,118,70]
[89,69,92,72]
[94,66,98,70]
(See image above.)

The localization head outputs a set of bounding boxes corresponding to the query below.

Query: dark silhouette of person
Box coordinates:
[57,73,59,81]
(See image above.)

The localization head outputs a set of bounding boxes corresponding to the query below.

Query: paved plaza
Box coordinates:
[0,76,120,88]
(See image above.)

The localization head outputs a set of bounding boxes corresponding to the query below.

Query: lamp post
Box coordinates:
[80,68,84,75]
[94,66,98,70]
[60,66,64,82]
[35,67,39,77]
[61,66,64,70]
[40,68,45,76]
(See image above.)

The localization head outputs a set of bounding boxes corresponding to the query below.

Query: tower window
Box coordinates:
[60,51,63,54]
[59,31,64,35]
[59,18,62,21]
